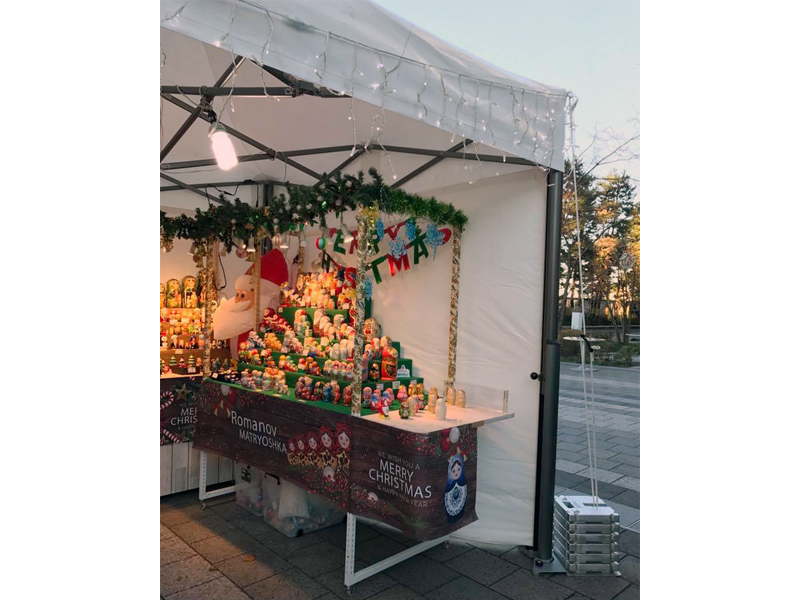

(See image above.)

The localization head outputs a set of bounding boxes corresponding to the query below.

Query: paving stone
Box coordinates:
[574,467,622,483]
[444,547,519,586]
[285,540,345,577]
[618,555,640,586]
[610,489,639,509]
[161,503,208,527]
[548,573,631,600]
[613,476,640,491]
[313,521,380,549]
[612,584,640,599]
[365,584,427,600]
[590,449,620,460]
[429,576,510,600]
[244,567,328,600]
[558,435,586,444]
[190,530,262,564]
[369,522,416,545]
[171,515,236,545]
[353,534,408,564]
[556,471,588,489]
[161,534,197,566]
[490,568,573,600]
[165,575,249,600]
[315,565,395,600]
[215,546,291,587]
[160,555,222,597]
[208,500,243,520]
[611,464,640,478]
[604,500,640,530]
[612,454,640,467]
[558,442,589,453]
[423,539,472,562]
[557,450,589,463]
[226,511,281,538]
[379,553,460,594]
[606,446,638,457]
[557,459,590,474]
[469,541,517,556]
[576,457,623,471]
[499,547,536,570]
[618,530,640,558]
[572,479,626,500]
[253,526,324,558]
[162,524,176,539]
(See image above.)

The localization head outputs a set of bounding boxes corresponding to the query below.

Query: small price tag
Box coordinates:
[278,306,283,313]
[392,381,400,390]
[187,366,197,374]
[376,383,384,391]
[212,373,218,379]
[175,349,184,355]
[410,379,417,385]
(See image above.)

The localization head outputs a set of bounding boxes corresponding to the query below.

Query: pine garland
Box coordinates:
[161,168,467,252]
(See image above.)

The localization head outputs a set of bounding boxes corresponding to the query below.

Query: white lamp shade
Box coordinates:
[209,124,238,170]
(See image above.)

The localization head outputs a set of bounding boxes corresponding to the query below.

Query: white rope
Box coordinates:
[567,92,600,506]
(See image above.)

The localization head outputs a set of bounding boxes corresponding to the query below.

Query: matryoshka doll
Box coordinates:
[287,439,297,465]
[166,278,182,308]
[319,426,336,468]
[296,435,309,467]
[160,283,166,308]
[381,340,398,380]
[334,423,351,471]
[182,276,198,308]
[307,430,324,469]
[343,384,353,406]
[456,389,467,408]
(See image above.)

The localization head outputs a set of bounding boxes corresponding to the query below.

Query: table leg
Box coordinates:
[198,450,237,507]
[344,513,449,591]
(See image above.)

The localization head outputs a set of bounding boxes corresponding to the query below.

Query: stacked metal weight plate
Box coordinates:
[553,496,621,575]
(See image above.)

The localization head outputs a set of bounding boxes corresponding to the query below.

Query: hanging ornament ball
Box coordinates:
[236,247,247,259]
[345,180,352,188]
[317,195,324,202]
[272,218,279,224]
[320,184,326,191]
[272,234,282,247]
[315,237,327,250]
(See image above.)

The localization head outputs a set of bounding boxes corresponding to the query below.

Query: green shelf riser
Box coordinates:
[204,378,395,417]
[238,362,423,389]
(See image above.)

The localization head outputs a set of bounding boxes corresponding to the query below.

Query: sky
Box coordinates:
[372,0,640,187]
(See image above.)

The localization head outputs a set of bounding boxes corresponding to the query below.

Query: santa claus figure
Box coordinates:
[213,249,289,357]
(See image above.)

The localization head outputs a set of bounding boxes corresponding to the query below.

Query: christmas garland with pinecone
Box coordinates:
[160,168,467,253]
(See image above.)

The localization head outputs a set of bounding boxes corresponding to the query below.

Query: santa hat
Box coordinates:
[233,249,289,292]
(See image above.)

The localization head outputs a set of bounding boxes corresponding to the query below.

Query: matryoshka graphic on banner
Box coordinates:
[444,451,467,523]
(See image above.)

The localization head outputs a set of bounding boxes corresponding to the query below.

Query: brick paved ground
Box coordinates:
[161,490,640,600]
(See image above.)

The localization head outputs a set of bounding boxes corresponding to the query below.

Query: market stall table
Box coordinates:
[191,379,513,591]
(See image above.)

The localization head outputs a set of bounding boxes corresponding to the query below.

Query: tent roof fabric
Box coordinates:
[160,0,568,174]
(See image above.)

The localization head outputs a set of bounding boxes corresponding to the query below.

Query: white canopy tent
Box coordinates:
[160,0,571,553]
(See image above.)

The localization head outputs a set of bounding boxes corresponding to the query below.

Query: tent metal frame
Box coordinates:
[159,57,564,569]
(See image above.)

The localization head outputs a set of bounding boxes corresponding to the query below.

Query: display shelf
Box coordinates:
[203,377,395,416]
[249,350,413,373]
[259,331,402,355]
[238,361,424,390]
[277,305,350,324]
[361,403,515,433]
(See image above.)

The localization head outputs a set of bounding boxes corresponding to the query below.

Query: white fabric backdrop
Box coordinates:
[297,153,546,545]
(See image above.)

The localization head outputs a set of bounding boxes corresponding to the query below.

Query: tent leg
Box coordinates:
[533,169,563,562]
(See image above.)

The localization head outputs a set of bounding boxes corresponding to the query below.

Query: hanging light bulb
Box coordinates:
[279,234,289,250]
[208,121,238,171]
[246,237,255,252]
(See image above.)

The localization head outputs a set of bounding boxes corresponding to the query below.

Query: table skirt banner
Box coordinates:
[160,377,203,445]
[193,380,477,541]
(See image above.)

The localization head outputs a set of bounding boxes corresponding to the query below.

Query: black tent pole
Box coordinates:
[532,168,564,566]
